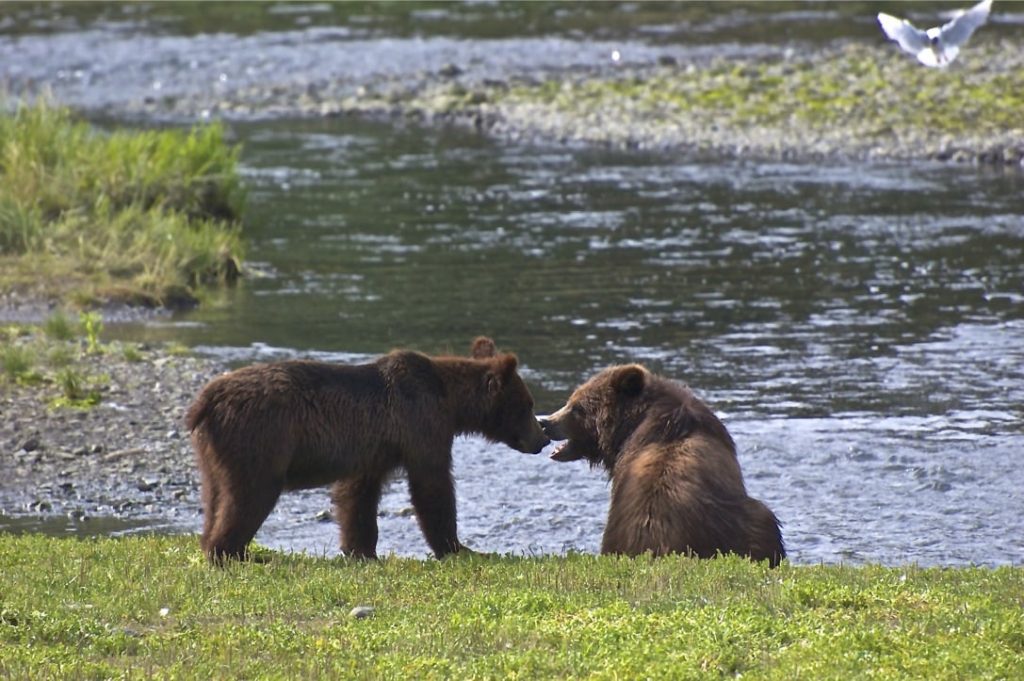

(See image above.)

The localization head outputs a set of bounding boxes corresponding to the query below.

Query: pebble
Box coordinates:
[136,478,159,493]
[438,63,463,78]
[349,606,375,619]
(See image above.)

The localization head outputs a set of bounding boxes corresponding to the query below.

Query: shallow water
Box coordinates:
[3,4,1023,566]
[96,116,1021,567]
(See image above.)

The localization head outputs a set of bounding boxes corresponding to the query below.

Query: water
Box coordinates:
[2,4,1023,566]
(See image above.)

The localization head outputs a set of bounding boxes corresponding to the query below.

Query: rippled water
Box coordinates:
[101,117,1023,566]
[3,4,1023,565]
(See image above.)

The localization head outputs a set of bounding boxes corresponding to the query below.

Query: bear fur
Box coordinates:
[540,364,784,566]
[186,337,549,562]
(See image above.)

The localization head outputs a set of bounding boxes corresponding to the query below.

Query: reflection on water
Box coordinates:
[100,117,1024,566]
[0,514,178,538]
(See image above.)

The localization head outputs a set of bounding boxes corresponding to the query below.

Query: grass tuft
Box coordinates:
[42,311,75,341]
[0,316,138,408]
[0,99,245,307]
[1,343,36,383]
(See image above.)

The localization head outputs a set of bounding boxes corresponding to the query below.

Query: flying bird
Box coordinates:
[877,0,993,67]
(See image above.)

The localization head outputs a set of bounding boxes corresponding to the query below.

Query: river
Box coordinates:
[2,2,1022,566]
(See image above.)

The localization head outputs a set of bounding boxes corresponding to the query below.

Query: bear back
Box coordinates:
[627,376,736,456]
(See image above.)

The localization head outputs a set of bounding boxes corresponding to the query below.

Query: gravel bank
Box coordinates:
[0,333,223,530]
[125,42,1024,165]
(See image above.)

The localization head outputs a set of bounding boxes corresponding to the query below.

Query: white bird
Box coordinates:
[877,0,993,67]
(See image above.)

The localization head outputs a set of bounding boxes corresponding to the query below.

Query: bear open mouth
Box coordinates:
[550,440,582,462]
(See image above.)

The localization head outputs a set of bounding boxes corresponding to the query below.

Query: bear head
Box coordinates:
[538,364,651,469]
[471,337,550,455]
[540,364,735,470]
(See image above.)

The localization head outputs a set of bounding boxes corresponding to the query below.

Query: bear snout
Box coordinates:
[517,419,551,454]
[525,431,551,454]
[537,410,569,441]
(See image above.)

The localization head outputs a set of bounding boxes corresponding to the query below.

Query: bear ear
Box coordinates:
[611,365,645,396]
[471,336,498,359]
[486,355,519,396]
[498,353,518,376]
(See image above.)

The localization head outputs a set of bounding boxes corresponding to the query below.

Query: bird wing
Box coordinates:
[938,0,993,47]
[877,13,931,54]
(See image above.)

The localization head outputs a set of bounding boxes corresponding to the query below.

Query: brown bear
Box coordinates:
[186,337,549,563]
[539,364,784,566]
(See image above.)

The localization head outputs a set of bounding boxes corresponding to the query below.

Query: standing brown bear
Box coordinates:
[540,364,784,566]
[187,337,549,562]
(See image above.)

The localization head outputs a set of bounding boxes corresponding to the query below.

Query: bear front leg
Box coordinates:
[406,465,464,558]
[331,476,383,559]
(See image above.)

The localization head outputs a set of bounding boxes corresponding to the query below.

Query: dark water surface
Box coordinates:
[103,116,1023,566]
[3,3,1023,565]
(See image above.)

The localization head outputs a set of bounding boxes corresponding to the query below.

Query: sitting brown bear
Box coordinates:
[540,364,784,566]
[186,337,549,562]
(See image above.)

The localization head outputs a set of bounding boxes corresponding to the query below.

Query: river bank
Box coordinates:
[0,324,220,529]
[124,42,1024,165]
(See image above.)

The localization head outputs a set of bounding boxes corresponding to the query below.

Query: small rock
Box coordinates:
[438,63,463,78]
[103,447,145,463]
[136,478,158,492]
[67,509,87,522]
[314,510,332,523]
[21,437,40,452]
[349,606,375,619]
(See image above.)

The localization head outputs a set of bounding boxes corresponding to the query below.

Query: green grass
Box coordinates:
[0,99,244,307]
[514,45,1024,138]
[0,313,142,408]
[0,535,1021,679]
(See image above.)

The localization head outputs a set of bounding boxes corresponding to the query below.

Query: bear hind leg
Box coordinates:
[203,475,284,564]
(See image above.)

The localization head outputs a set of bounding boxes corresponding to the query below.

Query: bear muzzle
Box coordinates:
[521,429,551,455]
[537,409,568,440]
[538,410,583,461]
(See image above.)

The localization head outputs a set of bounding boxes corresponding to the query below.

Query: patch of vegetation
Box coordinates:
[41,310,76,341]
[1,343,38,384]
[372,41,1024,162]
[0,312,146,409]
[0,100,245,308]
[49,366,105,409]
[0,535,1021,679]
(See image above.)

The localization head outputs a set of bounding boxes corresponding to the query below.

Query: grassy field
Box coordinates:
[0,535,1021,679]
[0,100,244,308]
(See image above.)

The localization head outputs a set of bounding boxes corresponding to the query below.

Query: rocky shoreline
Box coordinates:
[122,42,1024,166]
[1,334,223,532]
